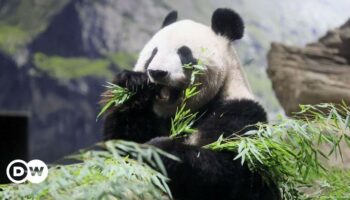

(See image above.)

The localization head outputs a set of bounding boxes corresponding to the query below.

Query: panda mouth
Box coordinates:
[156,86,182,103]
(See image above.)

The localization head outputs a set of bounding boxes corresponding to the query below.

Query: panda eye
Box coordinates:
[177,46,197,65]
[144,47,158,69]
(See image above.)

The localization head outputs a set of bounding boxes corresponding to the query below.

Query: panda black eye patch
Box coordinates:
[177,46,197,65]
[144,47,158,69]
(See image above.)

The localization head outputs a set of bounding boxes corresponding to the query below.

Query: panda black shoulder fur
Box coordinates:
[102,8,280,200]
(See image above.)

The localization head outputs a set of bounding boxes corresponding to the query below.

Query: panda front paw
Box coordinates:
[113,70,150,92]
[111,70,160,108]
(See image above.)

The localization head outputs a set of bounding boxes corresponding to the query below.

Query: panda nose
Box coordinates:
[148,69,168,80]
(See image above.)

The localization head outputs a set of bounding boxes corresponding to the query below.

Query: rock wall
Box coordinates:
[267,19,350,115]
[29,0,171,58]
[0,52,103,161]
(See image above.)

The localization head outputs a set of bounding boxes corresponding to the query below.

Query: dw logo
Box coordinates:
[6,159,48,184]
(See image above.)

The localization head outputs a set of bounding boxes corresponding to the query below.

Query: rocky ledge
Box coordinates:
[267,19,350,115]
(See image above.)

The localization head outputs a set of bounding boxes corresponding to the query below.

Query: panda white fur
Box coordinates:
[102,8,279,200]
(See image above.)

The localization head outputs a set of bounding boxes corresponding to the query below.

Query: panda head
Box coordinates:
[134,8,254,117]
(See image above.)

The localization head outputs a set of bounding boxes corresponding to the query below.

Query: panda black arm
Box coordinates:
[148,137,279,200]
[188,99,267,146]
[102,70,164,142]
[103,106,165,142]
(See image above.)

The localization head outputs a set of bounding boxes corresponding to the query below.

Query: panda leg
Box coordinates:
[148,137,279,200]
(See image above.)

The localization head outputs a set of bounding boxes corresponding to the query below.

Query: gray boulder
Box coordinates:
[267,19,350,115]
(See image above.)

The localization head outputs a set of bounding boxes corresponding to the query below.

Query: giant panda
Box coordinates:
[101,8,280,200]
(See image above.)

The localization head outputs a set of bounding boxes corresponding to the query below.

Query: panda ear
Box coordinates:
[161,10,178,28]
[211,8,244,41]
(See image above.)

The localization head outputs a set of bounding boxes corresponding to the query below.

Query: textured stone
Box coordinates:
[267,19,350,115]
[29,0,169,57]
